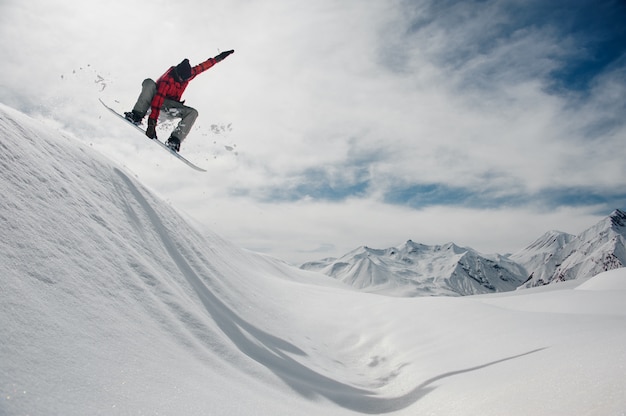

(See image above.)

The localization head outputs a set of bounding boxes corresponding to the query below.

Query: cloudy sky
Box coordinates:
[2,0,625,264]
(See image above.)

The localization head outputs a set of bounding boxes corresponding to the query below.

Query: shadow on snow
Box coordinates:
[115,168,547,414]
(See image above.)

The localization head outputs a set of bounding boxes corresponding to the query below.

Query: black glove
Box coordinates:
[214,50,234,62]
[146,118,157,139]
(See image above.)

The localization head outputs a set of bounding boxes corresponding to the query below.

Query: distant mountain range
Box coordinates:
[512,209,626,288]
[301,209,626,296]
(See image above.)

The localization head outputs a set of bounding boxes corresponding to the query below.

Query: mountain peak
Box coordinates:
[301,241,526,297]
[514,208,626,288]
[609,209,626,229]
[580,208,626,242]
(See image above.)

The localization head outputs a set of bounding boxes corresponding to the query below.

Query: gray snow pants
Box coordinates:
[132,78,198,142]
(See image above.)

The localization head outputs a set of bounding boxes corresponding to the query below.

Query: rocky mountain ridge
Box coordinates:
[301,209,626,296]
[512,209,626,288]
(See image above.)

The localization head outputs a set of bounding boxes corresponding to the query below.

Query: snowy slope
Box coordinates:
[301,240,526,296]
[512,209,626,287]
[1,103,626,416]
[507,229,576,279]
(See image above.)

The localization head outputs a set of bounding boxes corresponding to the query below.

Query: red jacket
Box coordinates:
[148,57,218,122]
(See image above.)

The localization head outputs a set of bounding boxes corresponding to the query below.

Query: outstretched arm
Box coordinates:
[190,50,235,78]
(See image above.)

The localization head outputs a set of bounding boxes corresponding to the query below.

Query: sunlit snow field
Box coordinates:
[2,104,625,415]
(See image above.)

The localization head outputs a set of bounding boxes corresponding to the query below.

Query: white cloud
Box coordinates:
[1,0,624,263]
[176,194,606,264]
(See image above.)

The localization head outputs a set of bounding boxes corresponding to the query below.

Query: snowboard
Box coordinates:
[99,98,206,172]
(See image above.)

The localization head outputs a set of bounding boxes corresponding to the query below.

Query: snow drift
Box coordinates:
[1,103,626,416]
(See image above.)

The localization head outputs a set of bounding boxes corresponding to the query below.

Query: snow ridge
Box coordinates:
[302,211,626,295]
[512,209,626,287]
[0,103,366,414]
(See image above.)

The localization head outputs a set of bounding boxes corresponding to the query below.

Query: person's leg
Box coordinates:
[131,79,157,117]
[162,99,198,142]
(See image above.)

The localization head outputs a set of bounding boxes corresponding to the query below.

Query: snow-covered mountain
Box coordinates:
[2,102,626,416]
[302,211,626,295]
[512,209,626,287]
[301,240,526,296]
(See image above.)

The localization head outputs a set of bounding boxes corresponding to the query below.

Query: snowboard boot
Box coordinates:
[124,110,143,125]
[165,136,181,153]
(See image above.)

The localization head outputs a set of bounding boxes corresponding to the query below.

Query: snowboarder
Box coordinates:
[124,50,235,152]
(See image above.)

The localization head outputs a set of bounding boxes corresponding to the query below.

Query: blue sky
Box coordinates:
[539,0,626,93]
[1,0,625,263]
